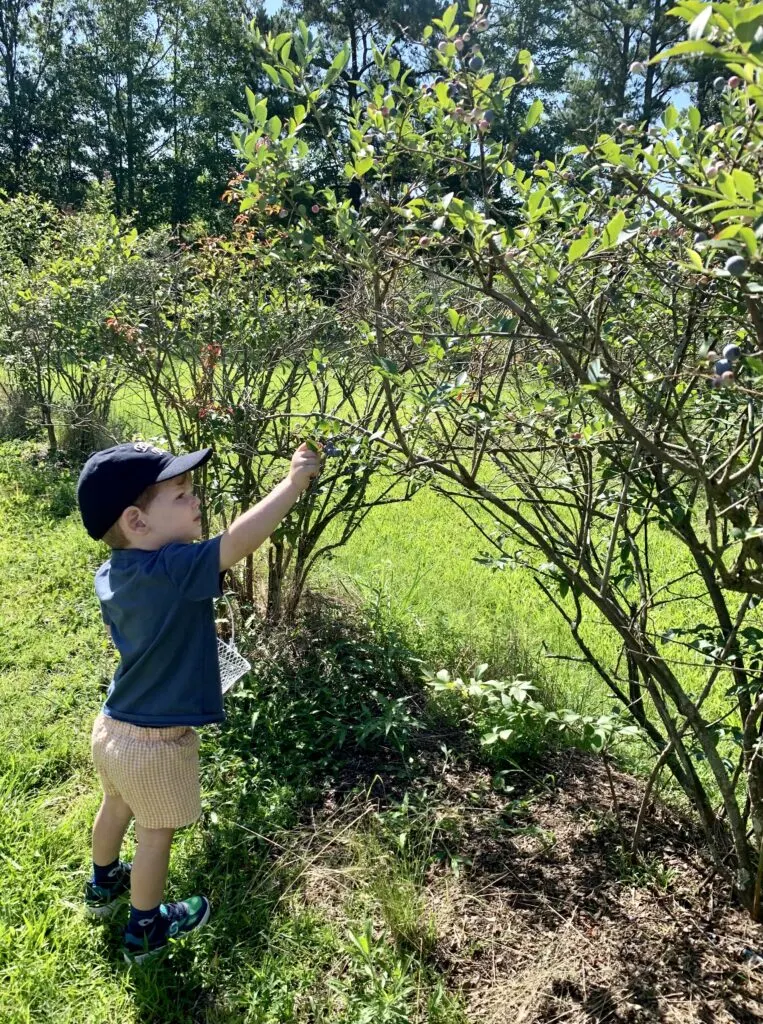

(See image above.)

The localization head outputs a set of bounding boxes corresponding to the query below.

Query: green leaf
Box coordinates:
[354,155,374,176]
[265,115,282,138]
[261,63,280,86]
[442,3,458,31]
[732,168,756,201]
[525,98,543,130]
[717,172,738,201]
[686,248,704,270]
[735,3,763,25]
[372,355,399,376]
[653,39,717,61]
[739,226,759,258]
[245,86,258,118]
[688,106,701,132]
[599,211,626,251]
[687,4,712,39]
[662,104,679,130]
[446,307,461,330]
[567,234,593,263]
[735,5,763,43]
[330,46,350,74]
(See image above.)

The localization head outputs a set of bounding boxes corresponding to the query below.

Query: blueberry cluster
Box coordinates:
[708,343,743,388]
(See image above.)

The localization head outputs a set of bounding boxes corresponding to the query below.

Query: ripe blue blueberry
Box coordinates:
[725,255,747,277]
[722,344,741,362]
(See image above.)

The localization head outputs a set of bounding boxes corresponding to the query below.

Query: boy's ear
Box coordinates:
[121,505,147,535]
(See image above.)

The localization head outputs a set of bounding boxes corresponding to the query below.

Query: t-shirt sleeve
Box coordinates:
[95,563,113,626]
[159,536,224,601]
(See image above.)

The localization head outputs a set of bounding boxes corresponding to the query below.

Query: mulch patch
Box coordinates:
[302,746,763,1023]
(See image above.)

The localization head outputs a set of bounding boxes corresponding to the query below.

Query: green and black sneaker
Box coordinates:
[84,861,132,919]
[123,896,211,965]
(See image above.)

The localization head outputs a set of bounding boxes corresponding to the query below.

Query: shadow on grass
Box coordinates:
[87,591,762,1023]
[100,595,473,1021]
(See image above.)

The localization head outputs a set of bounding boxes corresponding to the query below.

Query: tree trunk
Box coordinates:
[0,0,22,192]
[266,539,285,624]
[641,0,663,126]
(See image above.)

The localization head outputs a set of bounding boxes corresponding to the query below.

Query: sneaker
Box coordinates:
[122,896,211,965]
[84,861,132,919]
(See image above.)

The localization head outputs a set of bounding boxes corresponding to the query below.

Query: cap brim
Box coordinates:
[156,448,213,482]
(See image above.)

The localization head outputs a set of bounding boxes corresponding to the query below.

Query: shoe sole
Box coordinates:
[84,896,128,920]
[123,902,211,965]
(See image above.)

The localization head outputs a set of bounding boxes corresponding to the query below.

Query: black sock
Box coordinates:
[128,903,163,936]
[92,857,120,887]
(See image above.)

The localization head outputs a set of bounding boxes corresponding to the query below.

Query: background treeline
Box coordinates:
[0,0,721,228]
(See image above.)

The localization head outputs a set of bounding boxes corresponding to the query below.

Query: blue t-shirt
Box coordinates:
[95,536,225,727]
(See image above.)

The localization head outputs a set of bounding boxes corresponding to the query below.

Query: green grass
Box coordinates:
[317,482,735,720]
[107,376,734,732]
[15,369,737,733]
[0,442,471,1023]
[0,397,750,1020]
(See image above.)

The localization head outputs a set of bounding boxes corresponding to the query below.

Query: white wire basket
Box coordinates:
[217,595,251,695]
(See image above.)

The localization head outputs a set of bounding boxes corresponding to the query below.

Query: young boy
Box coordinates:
[76,439,321,963]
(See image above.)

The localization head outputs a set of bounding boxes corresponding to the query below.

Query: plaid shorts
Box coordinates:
[91,713,202,830]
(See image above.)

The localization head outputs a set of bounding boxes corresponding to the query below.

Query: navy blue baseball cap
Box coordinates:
[77,442,213,540]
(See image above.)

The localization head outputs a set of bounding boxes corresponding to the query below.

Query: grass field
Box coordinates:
[2,440,760,1024]
[69,376,730,725]
[0,442,481,1023]
[0,426,758,1022]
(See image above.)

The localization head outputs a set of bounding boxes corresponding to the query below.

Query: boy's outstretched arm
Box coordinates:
[218,443,321,571]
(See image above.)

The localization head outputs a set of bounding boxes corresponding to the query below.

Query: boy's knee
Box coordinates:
[135,825,175,849]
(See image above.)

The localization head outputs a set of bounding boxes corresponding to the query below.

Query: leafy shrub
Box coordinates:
[0,388,37,442]
[425,664,639,760]
[231,0,763,916]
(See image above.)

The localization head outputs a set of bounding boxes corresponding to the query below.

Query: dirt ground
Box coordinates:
[299,747,763,1024]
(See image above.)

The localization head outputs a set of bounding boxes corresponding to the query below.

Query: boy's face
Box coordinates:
[122,473,202,548]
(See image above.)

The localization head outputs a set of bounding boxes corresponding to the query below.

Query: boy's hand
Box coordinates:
[289,442,322,492]
[220,441,324,570]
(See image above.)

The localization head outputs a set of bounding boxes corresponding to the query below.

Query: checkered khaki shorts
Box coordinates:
[91,713,202,830]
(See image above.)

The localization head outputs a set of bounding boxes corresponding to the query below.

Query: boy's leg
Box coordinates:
[124,824,210,964]
[131,825,174,911]
[92,794,133,866]
[85,794,134,918]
